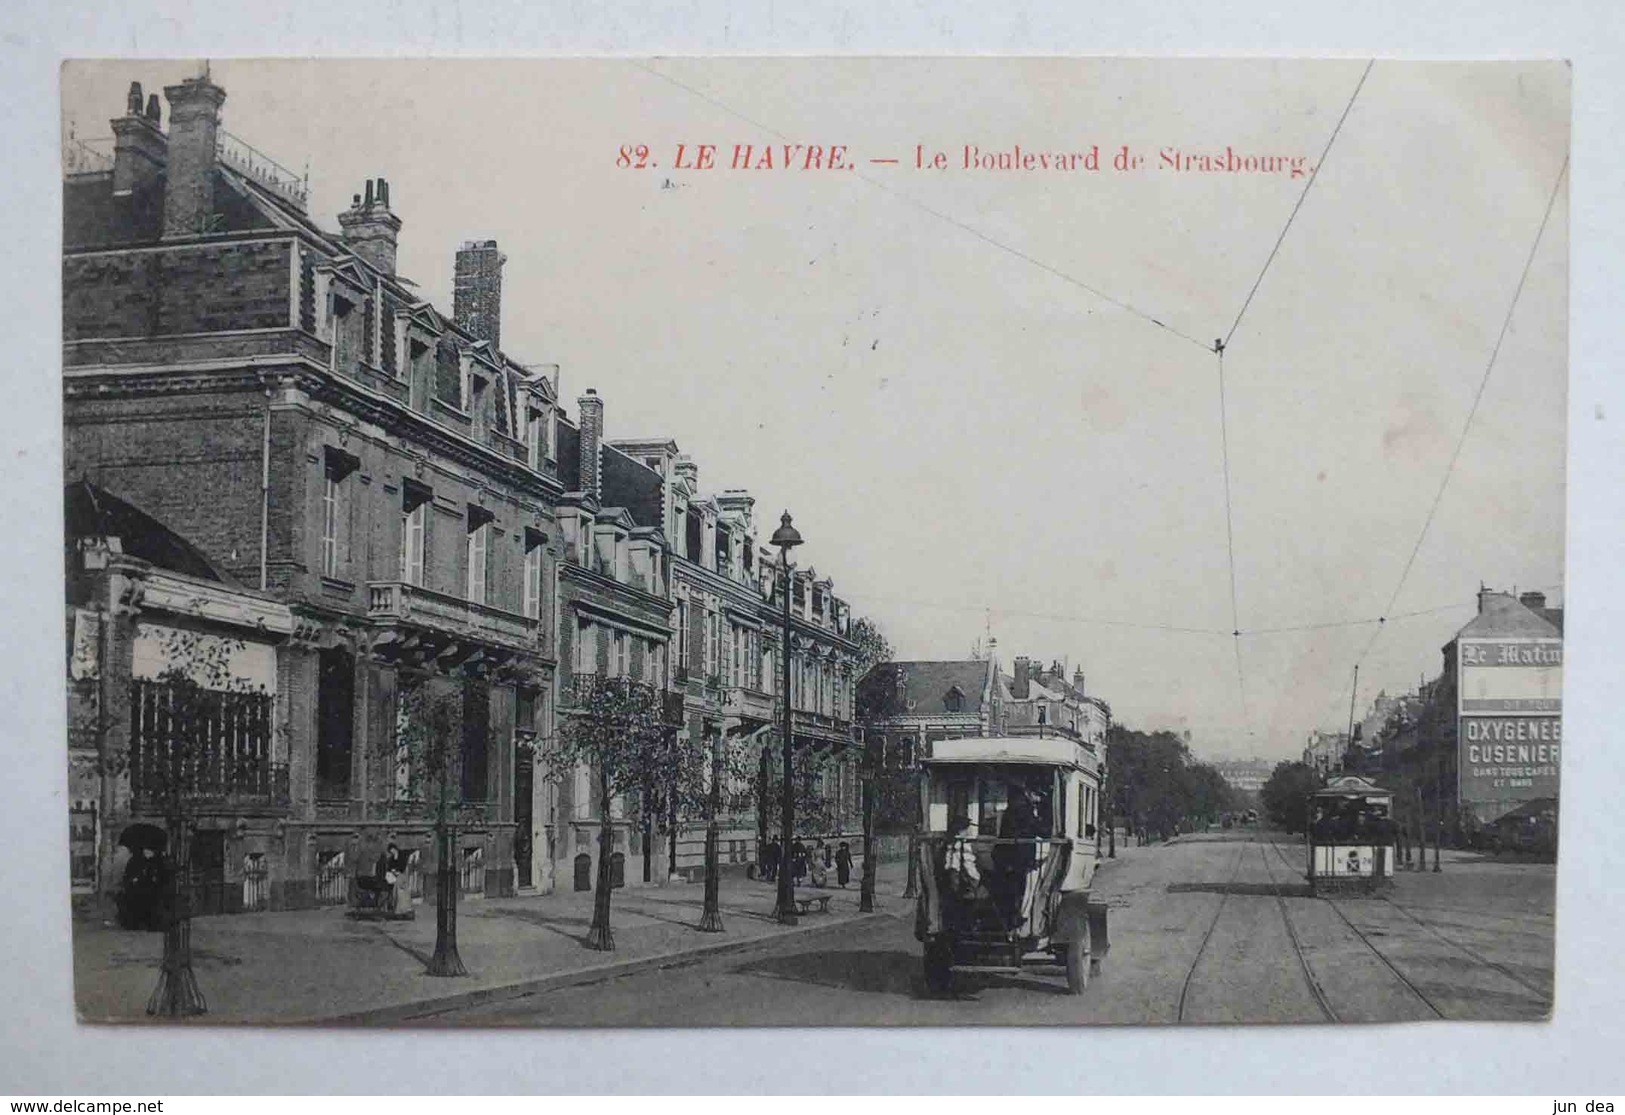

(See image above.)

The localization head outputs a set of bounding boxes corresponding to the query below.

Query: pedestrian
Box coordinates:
[119,846,166,931]
[791,839,808,883]
[380,842,411,916]
[835,841,853,888]
[822,841,833,869]
[762,839,780,882]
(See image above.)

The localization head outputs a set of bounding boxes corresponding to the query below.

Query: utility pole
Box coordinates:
[1344,664,1360,771]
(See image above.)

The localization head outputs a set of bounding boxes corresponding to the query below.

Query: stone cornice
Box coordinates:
[561,562,673,620]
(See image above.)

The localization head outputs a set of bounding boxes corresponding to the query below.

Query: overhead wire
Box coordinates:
[1222,59,1374,352]
[1323,153,1569,730]
[631,57,1562,746]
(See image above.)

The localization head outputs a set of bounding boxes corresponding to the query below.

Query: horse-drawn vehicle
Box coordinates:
[915,735,1110,995]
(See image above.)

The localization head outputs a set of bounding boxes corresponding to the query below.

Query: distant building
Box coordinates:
[857,648,1111,833]
[1001,657,1111,750]
[1445,589,1562,832]
[1364,587,1561,849]
[1211,758,1273,795]
[1302,731,1349,777]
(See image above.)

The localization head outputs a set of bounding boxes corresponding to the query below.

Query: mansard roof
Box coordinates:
[1454,593,1563,642]
[601,443,665,530]
[865,660,993,719]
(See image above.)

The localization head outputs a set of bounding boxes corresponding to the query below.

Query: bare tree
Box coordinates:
[102,627,271,1016]
[392,681,469,977]
[541,676,699,950]
[846,617,894,912]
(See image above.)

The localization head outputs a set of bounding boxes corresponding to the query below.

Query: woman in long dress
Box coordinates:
[382,842,408,916]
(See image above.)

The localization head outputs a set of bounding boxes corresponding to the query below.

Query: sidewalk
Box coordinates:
[74,860,914,1025]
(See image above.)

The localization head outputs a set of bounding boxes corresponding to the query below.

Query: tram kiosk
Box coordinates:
[914,736,1111,995]
[1306,775,1398,895]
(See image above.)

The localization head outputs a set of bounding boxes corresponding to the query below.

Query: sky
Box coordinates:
[61,58,1569,763]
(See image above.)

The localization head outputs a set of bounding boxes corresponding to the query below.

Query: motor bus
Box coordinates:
[914,735,1110,995]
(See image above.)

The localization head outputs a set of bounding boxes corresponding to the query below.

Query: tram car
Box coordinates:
[914,736,1111,995]
[1306,775,1398,894]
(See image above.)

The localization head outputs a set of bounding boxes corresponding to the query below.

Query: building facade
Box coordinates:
[1210,758,1273,796]
[610,441,866,871]
[1302,730,1349,778]
[64,71,880,911]
[65,73,568,911]
[1002,656,1111,750]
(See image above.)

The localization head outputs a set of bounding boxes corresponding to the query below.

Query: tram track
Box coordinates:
[1378,894,1550,999]
[1173,841,1250,1022]
[1254,838,1338,1022]
[1266,839,1446,1019]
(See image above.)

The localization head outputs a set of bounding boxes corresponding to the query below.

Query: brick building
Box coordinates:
[544,402,679,894]
[609,441,866,870]
[64,70,880,914]
[64,73,568,910]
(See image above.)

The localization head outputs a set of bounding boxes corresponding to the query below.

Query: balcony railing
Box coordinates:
[368,581,537,649]
[217,129,309,210]
[64,133,114,176]
[561,674,685,726]
[723,686,776,723]
[133,761,290,812]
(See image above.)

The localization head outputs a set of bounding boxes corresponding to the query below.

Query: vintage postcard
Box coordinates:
[60,57,1566,1026]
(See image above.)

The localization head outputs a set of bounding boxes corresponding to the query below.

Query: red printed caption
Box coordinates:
[616,143,1312,178]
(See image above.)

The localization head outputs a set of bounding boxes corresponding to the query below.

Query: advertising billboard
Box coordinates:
[1458,639,1562,820]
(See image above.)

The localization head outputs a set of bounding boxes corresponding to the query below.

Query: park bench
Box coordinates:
[794,895,832,915]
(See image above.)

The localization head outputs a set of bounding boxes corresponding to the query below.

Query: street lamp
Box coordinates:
[770,511,803,925]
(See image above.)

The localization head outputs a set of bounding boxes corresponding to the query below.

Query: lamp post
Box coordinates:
[770,511,803,925]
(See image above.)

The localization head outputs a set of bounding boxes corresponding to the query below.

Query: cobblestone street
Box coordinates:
[437,834,1554,1026]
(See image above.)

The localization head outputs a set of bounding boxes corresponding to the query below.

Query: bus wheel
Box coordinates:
[1064,921,1092,995]
[923,937,954,996]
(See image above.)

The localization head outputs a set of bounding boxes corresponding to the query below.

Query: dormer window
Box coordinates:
[433,337,462,408]
[943,686,965,714]
[527,406,551,468]
[330,293,365,374]
[715,524,732,576]
[685,507,703,564]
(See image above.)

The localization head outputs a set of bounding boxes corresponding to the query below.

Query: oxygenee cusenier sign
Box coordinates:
[1458,638,1562,813]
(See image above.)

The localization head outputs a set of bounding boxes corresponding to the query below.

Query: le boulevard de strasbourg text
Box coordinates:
[616,141,1314,178]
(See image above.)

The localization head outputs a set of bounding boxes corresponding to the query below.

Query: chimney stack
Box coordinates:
[453,240,506,349]
[1073,665,1086,696]
[577,389,604,500]
[110,81,167,197]
[1013,656,1032,699]
[673,454,698,490]
[338,177,403,276]
[1519,591,1547,612]
[162,72,227,237]
[338,178,404,277]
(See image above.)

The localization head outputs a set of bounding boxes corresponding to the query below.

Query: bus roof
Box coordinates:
[922,736,1098,770]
